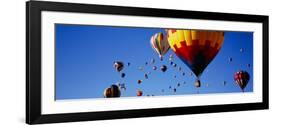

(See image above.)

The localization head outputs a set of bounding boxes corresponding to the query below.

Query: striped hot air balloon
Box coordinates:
[167,29,224,86]
[150,32,170,60]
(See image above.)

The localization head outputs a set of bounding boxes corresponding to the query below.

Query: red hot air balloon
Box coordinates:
[137,90,143,96]
[234,71,250,92]
[167,30,224,86]
[150,32,170,60]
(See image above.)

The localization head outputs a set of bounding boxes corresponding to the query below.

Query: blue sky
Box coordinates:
[55,24,253,100]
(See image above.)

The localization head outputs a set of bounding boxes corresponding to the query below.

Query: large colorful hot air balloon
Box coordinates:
[234,70,250,92]
[104,84,121,98]
[150,32,170,60]
[167,29,225,86]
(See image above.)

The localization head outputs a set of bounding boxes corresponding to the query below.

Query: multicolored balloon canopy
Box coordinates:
[150,32,170,60]
[234,70,250,92]
[167,30,225,81]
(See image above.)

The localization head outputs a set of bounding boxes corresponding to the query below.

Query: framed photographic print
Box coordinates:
[26,1,269,124]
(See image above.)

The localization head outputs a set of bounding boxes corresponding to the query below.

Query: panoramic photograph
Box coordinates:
[55,24,253,100]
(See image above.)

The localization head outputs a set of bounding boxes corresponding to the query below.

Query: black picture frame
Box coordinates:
[26,1,269,124]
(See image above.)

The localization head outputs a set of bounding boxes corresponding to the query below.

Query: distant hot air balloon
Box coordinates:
[182,72,186,76]
[178,67,182,71]
[167,29,224,86]
[118,83,126,91]
[223,80,227,86]
[234,71,250,92]
[247,63,251,68]
[173,63,177,68]
[114,61,124,72]
[153,66,157,70]
[240,48,244,53]
[170,61,174,65]
[160,65,167,72]
[161,89,165,92]
[137,90,143,96]
[145,62,148,65]
[150,58,155,64]
[127,62,131,66]
[173,88,177,93]
[177,83,181,87]
[169,54,174,61]
[137,80,143,84]
[144,74,148,79]
[169,86,172,89]
[120,73,125,78]
[194,80,201,88]
[229,57,233,62]
[150,32,170,60]
[104,84,121,98]
[174,75,177,78]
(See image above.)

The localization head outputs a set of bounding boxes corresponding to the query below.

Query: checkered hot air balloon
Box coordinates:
[150,32,170,60]
[167,30,225,86]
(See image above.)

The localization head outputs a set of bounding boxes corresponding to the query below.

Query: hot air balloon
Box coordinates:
[169,54,174,61]
[173,88,177,93]
[247,63,251,68]
[229,57,233,62]
[137,80,142,84]
[177,83,181,87]
[178,67,182,71]
[114,61,124,72]
[150,32,170,60]
[144,74,148,79]
[104,84,121,98]
[170,61,174,65]
[167,30,225,86]
[127,62,131,66]
[152,66,157,70]
[234,71,250,92]
[145,62,148,65]
[240,48,244,53]
[121,73,126,78]
[137,90,143,96]
[182,72,186,76]
[173,63,177,68]
[194,80,201,88]
[118,83,126,91]
[160,65,167,72]
[223,81,227,86]
[150,58,155,64]
[169,86,172,89]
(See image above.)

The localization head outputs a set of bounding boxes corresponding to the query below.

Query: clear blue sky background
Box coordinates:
[55,24,253,100]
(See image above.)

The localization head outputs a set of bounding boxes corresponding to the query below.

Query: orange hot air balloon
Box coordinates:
[167,30,224,85]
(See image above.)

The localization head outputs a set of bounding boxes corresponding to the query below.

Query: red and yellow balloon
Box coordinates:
[167,29,225,86]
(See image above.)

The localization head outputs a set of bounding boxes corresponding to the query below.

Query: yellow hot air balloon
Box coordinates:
[167,29,224,86]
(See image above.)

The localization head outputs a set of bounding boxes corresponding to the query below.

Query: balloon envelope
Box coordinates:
[150,32,170,60]
[167,30,224,78]
[104,84,121,98]
[114,61,124,72]
[234,71,250,91]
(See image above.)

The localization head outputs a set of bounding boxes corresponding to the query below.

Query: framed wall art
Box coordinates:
[26,1,269,124]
